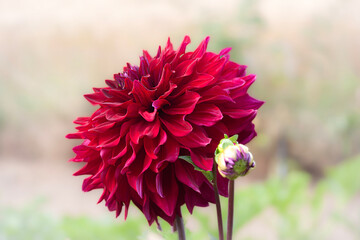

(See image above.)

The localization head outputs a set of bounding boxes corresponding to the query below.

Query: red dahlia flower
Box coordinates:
[66,36,263,226]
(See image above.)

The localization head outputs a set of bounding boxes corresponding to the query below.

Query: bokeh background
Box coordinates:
[1,0,359,239]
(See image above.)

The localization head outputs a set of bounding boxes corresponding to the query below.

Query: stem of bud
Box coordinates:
[227,180,235,240]
[175,214,186,240]
[212,163,224,240]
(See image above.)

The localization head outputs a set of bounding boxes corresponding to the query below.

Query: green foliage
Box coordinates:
[0,200,65,240]
[324,155,360,202]
[61,216,146,240]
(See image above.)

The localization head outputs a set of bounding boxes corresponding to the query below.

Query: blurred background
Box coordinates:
[0,0,359,239]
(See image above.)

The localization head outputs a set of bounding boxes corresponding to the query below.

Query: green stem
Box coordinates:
[212,164,224,240]
[227,180,235,240]
[175,214,186,240]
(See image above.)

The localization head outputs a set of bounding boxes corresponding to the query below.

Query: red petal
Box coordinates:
[143,129,167,159]
[219,47,232,56]
[218,77,245,90]
[130,118,160,144]
[222,108,255,119]
[174,59,197,77]
[229,74,256,99]
[156,137,180,170]
[170,35,191,66]
[66,132,83,139]
[197,53,226,76]
[153,167,178,216]
[163,91,200,115]
[155,63,173,94]
[175,126,211,148]
[139,108,157,122]
[152,98,170,110]
[84,92,107,105]
[160,115,192,137]
[187,104,223,126]
[189,149,213,171]
[120,142,137,174]
[88,121,116,133]
[131,80,155,106]
[191,36,210,59]
[197,86,234,104]
[126,173,144,198]
[174,160,201,193]
[185,73,215,89]
[233,94,265,110]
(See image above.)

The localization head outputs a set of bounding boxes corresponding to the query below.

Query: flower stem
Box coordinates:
[227,180,235,240]
[212,164,224,240]
[175,214,186,240]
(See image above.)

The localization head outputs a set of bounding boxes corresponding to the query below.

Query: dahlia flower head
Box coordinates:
[67,36,263,226]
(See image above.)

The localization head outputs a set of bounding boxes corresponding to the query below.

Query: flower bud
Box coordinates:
[217,144,255,180]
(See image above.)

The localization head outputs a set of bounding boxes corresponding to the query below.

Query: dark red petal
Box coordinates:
[175,126,211,148]
[171,35,191,66]
[219,47,232,56]
[174,160,201,193]
[184,73,215,89]
[173,59,197,77]
[189,149,213,171]
[152,98,170,110]
[197,86,234,104]
[98,129,121,148]
[160,115,192,137]
[221,108,256,119]
[66,132,83,139]
[130,118,160,144]
[223,113,257,139]
[82,176,103,191]
[233,94,265,110]
[156,137,180,170]
[84,92,107,105]
[88,121,116,133]
[222,61,247,79]
[127,173,144,198]
[184,186,210,214]
[187,104,223,126]
[144,137,158,159]
[131,80,155,106]
[153,167,178,216]
[144,171,157,193]
[236,123,257,145]
[120,142,137,174]
[191,36,210,59]
[73,117,90,125]
[139,108,157,122]
[229,74,256,99]
[155,63,173,94]
[144,129,167,159]
[105,108,127,122]
[163,91,200,115]
[197,53,227,76]
[74,160,102,176]
[216,171,229,197]
[218,77,246,91]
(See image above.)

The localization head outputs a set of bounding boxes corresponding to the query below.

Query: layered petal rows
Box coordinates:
[67,36,263,226]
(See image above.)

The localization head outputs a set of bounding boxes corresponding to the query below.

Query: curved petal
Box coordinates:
[175,126,211,148]
[160,115,192,137]
[187,104,223,126]
[163,91,200,115]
